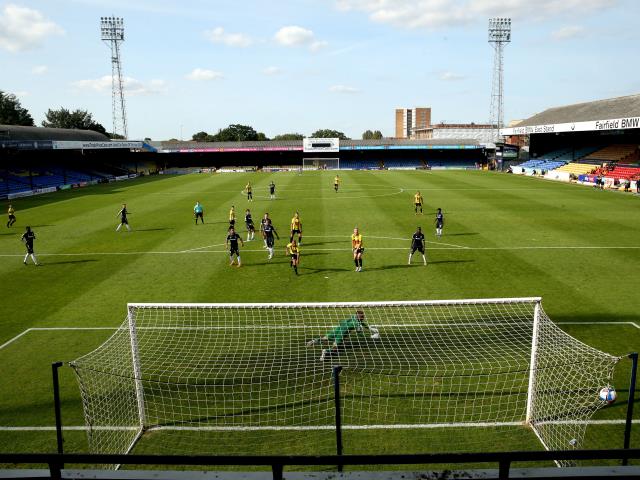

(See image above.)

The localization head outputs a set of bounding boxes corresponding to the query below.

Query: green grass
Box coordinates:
[0,170,638,469]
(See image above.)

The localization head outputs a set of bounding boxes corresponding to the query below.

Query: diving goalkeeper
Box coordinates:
[306,310,379,361]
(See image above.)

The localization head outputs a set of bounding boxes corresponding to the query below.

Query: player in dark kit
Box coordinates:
[263,218,280,260]
[116,204,131,232]
[245,209,255,241]
[260,213,270,249]
[269,181,276,200]
[21,226,39,265]
[408,227,427,265]
[7,204,16,227]
[226,227,244,267]
[435,208,444,237]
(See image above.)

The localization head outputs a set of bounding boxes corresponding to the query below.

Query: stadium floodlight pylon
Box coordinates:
[70,298,620,467]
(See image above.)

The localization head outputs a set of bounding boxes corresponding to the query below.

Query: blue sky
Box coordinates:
[1,0,639,140]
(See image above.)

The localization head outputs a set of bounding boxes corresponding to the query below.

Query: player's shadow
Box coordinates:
[43,259,98,265]
[135,227,174,232]
[301,266,350,275]
[427,259,475,265]
[372,260,474,270]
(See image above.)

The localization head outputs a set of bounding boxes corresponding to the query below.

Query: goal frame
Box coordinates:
[302,157,340,170]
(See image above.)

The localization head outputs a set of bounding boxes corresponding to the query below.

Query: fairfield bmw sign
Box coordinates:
[500,116,640,136]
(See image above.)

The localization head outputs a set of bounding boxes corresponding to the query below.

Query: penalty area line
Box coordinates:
[2,322,638,352]
[1,419,637,432]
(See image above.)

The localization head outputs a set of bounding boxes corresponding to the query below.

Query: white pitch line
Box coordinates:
[0,419,637,432]
[2,322,638,352]
[180,243,226,253]
[2,245,640,259]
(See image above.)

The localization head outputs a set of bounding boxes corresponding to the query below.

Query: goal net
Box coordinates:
[70,299,620,466]
[302,157,339,170]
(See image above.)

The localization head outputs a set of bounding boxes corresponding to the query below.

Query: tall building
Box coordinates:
[395,107,431,138]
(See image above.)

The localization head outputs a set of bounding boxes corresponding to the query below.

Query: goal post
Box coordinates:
[70,298,620,466]
[302,157,339,170]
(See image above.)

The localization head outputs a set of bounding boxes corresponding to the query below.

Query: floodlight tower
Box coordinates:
[488,17,511,143]
[100,16,128,139]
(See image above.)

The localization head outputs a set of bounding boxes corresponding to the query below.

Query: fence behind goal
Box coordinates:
[70,299,621,465]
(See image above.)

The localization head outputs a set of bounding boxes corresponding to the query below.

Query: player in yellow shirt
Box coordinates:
[229,206,236,229]
[245,182,253,202]
[290,211,302,243]
[334,175,340,193]
[351,227,364,272]
[286,239,300,275]
[414,191,424,214]
[7,204,16,227]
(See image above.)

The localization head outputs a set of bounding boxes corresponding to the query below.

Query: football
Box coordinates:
[599,386,617,404]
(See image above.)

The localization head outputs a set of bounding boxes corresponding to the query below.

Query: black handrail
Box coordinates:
[0,449,639,480]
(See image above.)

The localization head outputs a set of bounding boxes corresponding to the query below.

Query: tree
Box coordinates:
[273,133,304,141]
[362,129,383,140]
[310,129,349,140]
[0,91,34,126]
[108,132,125,139]
[212,124,267,142]
[42,108,107,135]
[192,131,209,142]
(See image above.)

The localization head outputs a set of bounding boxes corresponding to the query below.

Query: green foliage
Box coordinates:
[273,133,305,141]
[0,91,34,126]
[42,108,107,135]
[191,131,211,142]
[108,132,126,139]
[362,130,383,140]
[192,125,269,142]
[310,129,350,140]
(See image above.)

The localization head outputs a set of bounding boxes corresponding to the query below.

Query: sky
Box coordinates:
[1,0,640,140]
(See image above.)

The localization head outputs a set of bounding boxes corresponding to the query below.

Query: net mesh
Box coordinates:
[70,299,619,466]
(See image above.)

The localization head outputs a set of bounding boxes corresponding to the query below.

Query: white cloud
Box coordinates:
[32,65,48,75]
[185,68,223,81]
[440,71,466,81]
[72,76,168,96]
[335,0,614,29]
[329,85,360,94]
[263,66,282,75]
[551,25,586,40]
[205,27,253,47]
[274,26,327,51]
[0,4,64,52]
[13,90,29,97]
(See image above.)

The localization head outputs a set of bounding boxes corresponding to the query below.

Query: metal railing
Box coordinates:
[1,449,639,480]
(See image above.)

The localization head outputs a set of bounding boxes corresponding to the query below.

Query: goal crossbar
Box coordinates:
[127,297,543,309]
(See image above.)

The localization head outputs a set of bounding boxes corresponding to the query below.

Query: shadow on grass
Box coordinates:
[445,232,479,236]
[135,227,174,232]
[43,259,98,265]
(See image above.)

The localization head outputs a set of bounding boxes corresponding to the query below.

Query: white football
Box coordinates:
[371,333,380,339]
[599,386,617,404]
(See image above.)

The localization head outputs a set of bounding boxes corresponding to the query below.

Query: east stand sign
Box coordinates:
[500,116,640,136]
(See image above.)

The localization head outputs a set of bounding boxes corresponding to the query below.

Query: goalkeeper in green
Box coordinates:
[306,310,379,361]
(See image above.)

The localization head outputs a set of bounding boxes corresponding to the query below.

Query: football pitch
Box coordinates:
[0,170,638,467]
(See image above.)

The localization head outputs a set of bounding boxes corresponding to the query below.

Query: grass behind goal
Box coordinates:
[0,170,638,464]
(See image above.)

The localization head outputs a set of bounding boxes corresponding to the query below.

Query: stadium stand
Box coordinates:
[551,162,596,176]
[340,159,382,169]
[581,144,639,164]
[383,158,424,169]
[596,164,640,180]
